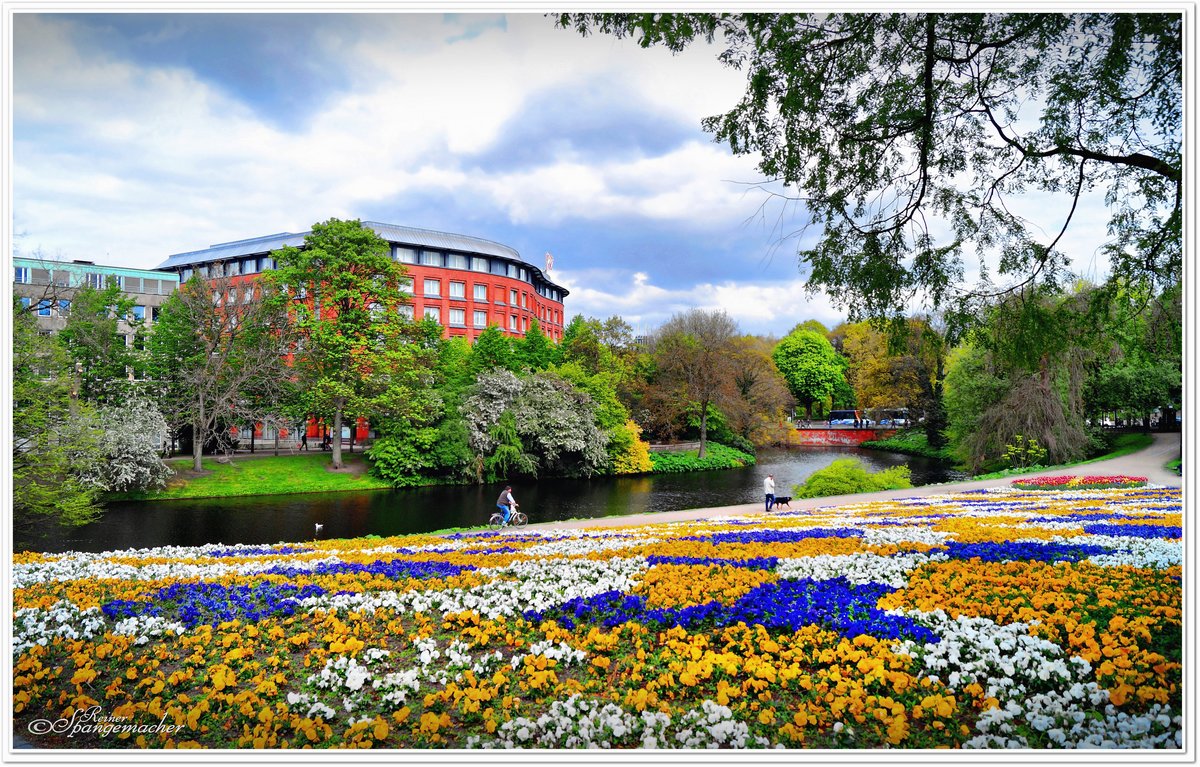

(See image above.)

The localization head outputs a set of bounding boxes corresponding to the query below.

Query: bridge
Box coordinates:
[786,427,898,447]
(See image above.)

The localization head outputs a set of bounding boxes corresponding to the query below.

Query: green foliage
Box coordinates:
[771,329,845,416]
[860,429,955,461]
[793,458,912,499]
[57,280,144,406]
[13,304,104,529]
[262,218,421,468]
[470,325,516,374]
[516,320,554,372]
[559,13,1181,332]
[484,411,536,482]
[647,443,755,474]
[1002,435,1049,470]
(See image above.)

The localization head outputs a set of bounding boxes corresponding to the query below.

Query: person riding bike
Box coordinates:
[495,485,519,526]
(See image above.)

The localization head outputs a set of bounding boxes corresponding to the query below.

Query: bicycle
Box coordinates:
[488,505,527,529]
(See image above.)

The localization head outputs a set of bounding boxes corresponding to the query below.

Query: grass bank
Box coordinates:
[648,442,756,473]
[971,432,1155,480]
[108,453,394,501]
[859,429,955,461]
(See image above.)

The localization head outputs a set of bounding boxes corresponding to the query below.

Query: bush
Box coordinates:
[648,443,755,473]
[793,458,912,498]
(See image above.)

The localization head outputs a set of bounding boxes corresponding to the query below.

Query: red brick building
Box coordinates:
[154,221,568,343]
[155,221,569,444]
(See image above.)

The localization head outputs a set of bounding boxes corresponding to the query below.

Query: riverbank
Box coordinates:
[521,432,1182,532]
[107,444,756,502]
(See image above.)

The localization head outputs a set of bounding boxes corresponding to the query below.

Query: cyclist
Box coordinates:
[495,485,519,526]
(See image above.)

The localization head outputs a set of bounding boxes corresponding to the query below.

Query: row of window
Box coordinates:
[403,279,561,323]
[404,305,546,333]
[14,267,174,294]
[18,296,156,322]
[174,249,564,303]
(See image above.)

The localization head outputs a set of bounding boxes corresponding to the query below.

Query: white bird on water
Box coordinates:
[314,523,324,534]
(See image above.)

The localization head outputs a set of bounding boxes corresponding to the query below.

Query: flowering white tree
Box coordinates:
[82,397,171,492]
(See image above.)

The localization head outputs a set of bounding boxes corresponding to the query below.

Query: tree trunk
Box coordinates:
[192,419,203,472]
[332,408,344,469]
[698,400,708,459]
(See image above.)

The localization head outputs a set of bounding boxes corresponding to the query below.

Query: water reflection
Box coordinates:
[19,447,967,554]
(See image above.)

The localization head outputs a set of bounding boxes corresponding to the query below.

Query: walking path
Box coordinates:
[525,433,1183,532]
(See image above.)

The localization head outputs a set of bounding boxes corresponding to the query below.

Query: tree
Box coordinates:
[650,309,739,458]
[516,320,554,372]
[147,273,293,472]
[469,325,515,375]
[724,335,795,445]
[559,13,1182,330]
[771,329,846,420]
[82,398,171,492]
[13,302,103,530]
[57,279,144,406]
[462,369,609,479]
[261,218,414,469]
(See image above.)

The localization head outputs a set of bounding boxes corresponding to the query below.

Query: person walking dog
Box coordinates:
[764,474,776,512]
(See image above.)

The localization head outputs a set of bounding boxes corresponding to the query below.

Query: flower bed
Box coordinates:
[1011,475,1148,490]
[12,486,1181,750]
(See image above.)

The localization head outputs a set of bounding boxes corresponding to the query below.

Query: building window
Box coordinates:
[519,268,528,282]
[244,287,254,303]
[14,266,30,283]
[226,261,240,277]
[447,253,468,270]
[59,299,71,315]
[181,268,194,281]
[473,283,488,301]
[399,305,414,320]
[131,305,145,321]
[491,260,508,276]
[473,310,487,328]
[510,314,518,331]
[420,251,442,267]
[19,297,30,309]
[86,272,105,289]
[449,308,466,326]
[151,306,159,322]
[395,247,417,264]
[471,257,489,273]
[507,263,519,279]
[510,289,518,305]
[424,306,441,323]
[449,281,465,299]
[423,278,440,297]
[37,300,52,317]
[522,317,529,331]
[399,277,413,294]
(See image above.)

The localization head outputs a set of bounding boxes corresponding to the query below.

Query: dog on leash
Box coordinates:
[772,496,793,508]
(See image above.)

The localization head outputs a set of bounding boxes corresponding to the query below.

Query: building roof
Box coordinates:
[14,256,180,281]
[155,222,523,271]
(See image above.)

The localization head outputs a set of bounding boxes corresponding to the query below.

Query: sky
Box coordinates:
[10,10,1121,338]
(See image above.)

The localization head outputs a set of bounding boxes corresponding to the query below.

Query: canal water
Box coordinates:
[18,447,967,554]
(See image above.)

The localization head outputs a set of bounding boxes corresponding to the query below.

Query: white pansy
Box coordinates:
[775,552,946,588]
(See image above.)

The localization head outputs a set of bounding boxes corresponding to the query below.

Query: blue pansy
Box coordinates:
[1081,524,1182,539]
[940,541,1113,563]
[101,581,327,629]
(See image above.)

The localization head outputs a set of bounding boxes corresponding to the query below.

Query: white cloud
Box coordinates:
[556,268,843,337]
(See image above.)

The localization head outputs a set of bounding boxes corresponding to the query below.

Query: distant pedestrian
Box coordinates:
[764,474,776,512]
[301,434,308,451]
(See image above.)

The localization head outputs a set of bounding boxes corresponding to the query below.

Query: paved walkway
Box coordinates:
[525,433,1183,532]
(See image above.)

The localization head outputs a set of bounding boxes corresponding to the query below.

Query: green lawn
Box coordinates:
[109,453,394,501]
[971,432,1155,480]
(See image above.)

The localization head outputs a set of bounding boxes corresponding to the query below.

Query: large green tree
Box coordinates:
[559,13,1182,329]
[13,302,103,531]
[57,280,144,406]
[771,329,846,420]
[262,218,419,469]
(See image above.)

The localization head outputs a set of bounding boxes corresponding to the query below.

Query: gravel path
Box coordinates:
[527,432,1183,531]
